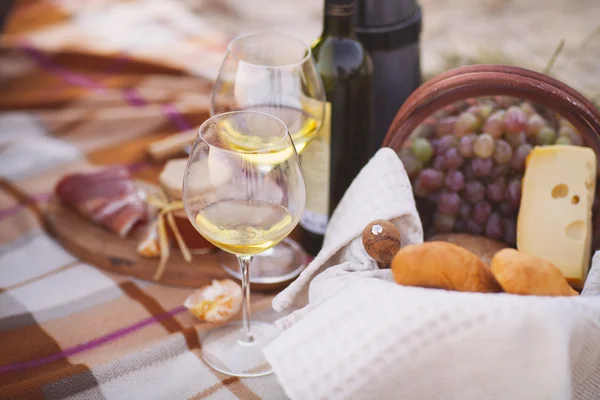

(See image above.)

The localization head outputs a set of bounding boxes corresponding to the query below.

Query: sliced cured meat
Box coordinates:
[55,165,147,237]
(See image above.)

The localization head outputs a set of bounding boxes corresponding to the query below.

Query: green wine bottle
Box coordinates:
[300,0,374,257]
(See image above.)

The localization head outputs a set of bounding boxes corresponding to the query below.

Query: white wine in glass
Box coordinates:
[183,111,306,377]
[211,31,325,283]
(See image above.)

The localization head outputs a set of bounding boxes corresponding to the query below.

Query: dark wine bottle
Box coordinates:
[353,0,422,158]
[300,0,374,257]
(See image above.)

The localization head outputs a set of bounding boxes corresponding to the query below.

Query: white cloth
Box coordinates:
[271,148,423,327]
[265,148,600,400]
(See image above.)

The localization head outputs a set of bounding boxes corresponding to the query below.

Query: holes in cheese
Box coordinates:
[551,184,569,198]
[571,195,580,204]
[565,220,585,240]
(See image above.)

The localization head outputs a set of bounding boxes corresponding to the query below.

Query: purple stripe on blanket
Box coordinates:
[161,104,193,131]
[19,42,107,93]
[0,305,187,374]
[17,41,194,131]
[122,88,147,107]
[0,193,52,220]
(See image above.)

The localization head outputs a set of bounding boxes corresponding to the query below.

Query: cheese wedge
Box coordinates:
[517,145,596,290]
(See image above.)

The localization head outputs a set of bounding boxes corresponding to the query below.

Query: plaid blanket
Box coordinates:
[0,1,287,399]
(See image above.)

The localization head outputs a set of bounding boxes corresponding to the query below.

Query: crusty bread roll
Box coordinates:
[491,249,578,296]
[391,242,503,293]
[158,158,214,251]
[427,233,508,266]
[159,158,188,201]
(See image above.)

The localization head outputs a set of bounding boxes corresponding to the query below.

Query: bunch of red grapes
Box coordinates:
[399,96,585,246]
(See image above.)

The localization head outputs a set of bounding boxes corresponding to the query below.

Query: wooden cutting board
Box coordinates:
[43,199,230,288]
[43,199,293,291]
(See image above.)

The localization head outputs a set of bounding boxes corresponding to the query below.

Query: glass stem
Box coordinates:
[238,255,254,343]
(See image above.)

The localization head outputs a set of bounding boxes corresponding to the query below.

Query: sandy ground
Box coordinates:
[183,0,600,99]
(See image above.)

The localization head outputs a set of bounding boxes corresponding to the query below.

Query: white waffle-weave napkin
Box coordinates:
[266,148,600,400]
[271,148,423,327]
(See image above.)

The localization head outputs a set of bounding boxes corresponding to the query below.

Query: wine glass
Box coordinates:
[211,31,325,285]
[182,111,306,377]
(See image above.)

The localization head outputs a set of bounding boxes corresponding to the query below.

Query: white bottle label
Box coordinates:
[300,101,331,235]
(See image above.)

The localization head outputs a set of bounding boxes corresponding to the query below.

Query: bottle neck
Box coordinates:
[322,0,356,37]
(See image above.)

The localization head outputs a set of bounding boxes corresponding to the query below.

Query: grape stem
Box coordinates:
[542,39,565,76]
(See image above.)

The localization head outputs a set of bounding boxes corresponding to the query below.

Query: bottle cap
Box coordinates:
[353,0,422,50]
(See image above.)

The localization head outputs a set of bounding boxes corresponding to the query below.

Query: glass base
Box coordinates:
[201,321,279,377]
[219,238,308,284]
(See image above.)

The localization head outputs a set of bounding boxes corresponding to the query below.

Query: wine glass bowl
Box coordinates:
[212,31,325,155]
[183,111,306,377]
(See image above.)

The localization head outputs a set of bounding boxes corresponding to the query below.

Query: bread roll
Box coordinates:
[391,242,503,293]
[427,233,508,266]
[159,158,188,201]
[491,248,578,296]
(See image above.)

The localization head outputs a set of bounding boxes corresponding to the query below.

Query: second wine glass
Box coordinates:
[212,31,325,284]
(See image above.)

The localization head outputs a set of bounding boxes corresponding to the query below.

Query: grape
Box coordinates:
[455,112,480,136]
[526,114,546,138]
[433,212,455,232]
[493,139,513,164]
[495,96,520,108]
[458,134,477,158]
[485,212,504,239]
[454,219,466,233]
[473,133,495,158]
[505,131,527,148]
[432,155,447,170]
[445,170,465,191]
[571,133,584,147]
[558,126,583,146]
[437,191,461,215]
[486,177,507,203]
[413,179,429,198]
[520,102,537,117]
[435,116,458,138]
[483,110,505,138]
[504,106,527,134]
[559,117,576,130]
[469,104,493,119]
[498,202,517,217]
[458,201,471,220]
[466,219,484,235]
[417,168,445,191]
[463,180,485,204]
[491,164,511,179]
[419,118,438,138]
[399,150,423,178]
[434,135,458,154]
[427,191,440,205]
[445,148,464,170]
[510,143,532,170]
[504,218,517,244]
[556,136,571,145]
[472,200,492,224]
[411,137,434,163]
[463,162,476,180]
[507,178,522,208]
[471,157,493,177]
[443,104,459,115]
[433,109,448,119]
[536,126,557,145]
